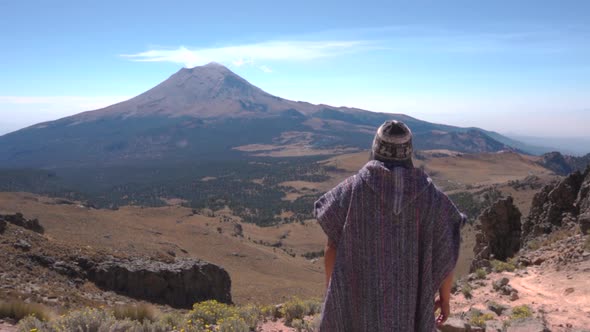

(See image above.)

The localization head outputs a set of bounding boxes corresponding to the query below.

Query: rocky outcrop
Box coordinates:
[0,213,44,233]
[523,167,590,242]
[537,151,576,176]
[576,167,590,234]
[472,197,521,271]
[0,218,5,234]
[537,151,590,176]
[87,258,232,308]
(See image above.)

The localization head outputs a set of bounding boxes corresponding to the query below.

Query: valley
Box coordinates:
[0,149,561,306]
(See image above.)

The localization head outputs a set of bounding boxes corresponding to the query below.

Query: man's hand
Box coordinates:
[434,297,450,327]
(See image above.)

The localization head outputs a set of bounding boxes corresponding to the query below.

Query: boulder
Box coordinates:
[13,239,32,251]
[488,302,509,316]
[472,197,521,271]
[485,320,504,332]
[493,277,510,291]
[505,317,549,332]
[439,317,471,332]
[87,258,232,308]
[0,213,44,233]
[0,217,6,234]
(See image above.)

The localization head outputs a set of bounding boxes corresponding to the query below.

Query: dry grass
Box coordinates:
[112,303,158,322]
[0,300,51,322]
[461,284,473,299]
[491,259,517,272]
[280,298,322,326]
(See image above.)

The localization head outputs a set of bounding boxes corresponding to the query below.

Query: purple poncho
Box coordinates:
[315,160,464,331]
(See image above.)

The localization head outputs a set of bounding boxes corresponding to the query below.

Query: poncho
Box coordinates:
[315,160,464,332]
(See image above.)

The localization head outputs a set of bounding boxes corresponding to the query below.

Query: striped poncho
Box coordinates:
[315,160,464,332]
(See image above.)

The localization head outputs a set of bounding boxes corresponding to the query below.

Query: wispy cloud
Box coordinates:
[122,40,373,69]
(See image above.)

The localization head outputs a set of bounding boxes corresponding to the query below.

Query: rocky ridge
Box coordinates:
[522,166,590,242]
[0,214,232,309]
[444,167,590,332]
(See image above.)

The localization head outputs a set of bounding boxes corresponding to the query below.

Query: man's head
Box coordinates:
[370,120,414,168]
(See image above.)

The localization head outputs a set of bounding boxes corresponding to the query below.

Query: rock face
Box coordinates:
[0,213,44,233]
[522,167,590,241]
[87,258,232,308]
[472,197,521,270]
[0,217,6,234]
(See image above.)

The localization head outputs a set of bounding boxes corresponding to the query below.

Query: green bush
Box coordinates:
[475,268,487,279]
[511,305,533,319]
[491,259,516,272]
[470,312,495,327]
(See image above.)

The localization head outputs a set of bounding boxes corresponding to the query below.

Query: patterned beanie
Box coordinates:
[371,120,413,164]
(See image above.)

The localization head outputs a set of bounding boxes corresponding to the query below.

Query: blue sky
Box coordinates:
[1,0,589,137]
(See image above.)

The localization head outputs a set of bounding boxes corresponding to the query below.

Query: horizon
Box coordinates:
[1,0,589,140]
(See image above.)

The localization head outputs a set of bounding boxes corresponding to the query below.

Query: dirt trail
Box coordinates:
[510,262,590,330]
[0,323,16,332]
[452,259,590,332]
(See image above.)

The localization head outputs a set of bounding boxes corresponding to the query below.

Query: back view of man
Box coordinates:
[315,120,465,331]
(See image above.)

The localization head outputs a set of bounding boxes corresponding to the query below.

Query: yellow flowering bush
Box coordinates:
[188,300,239,325]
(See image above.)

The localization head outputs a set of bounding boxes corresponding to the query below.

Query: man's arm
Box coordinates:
[435,271,454,326]
[324,240,337,288]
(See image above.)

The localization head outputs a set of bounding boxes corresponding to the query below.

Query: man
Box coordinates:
[315,120,465,331]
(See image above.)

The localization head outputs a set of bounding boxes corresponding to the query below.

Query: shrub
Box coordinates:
[470,312,495,327]
[188,300,261,330]
[511,305,533,319]
[461,284,473,299]
[237,304,261,330]
[113,303,158,323]
[157,312,184,328]
[0,300,51,322]
[527,240,541,251]
[15,316,46,332]
[280,298,322,326]
[53,307,116,331]
[218,316,249,332]
[188,300,238,325]
[475,268,487,279]
[261,304,282,320]
[491,259,516,272]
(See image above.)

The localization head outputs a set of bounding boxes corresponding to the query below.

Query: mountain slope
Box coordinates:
[0,63,522,169]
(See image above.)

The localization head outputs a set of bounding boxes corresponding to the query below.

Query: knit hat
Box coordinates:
[370,120,413,166]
